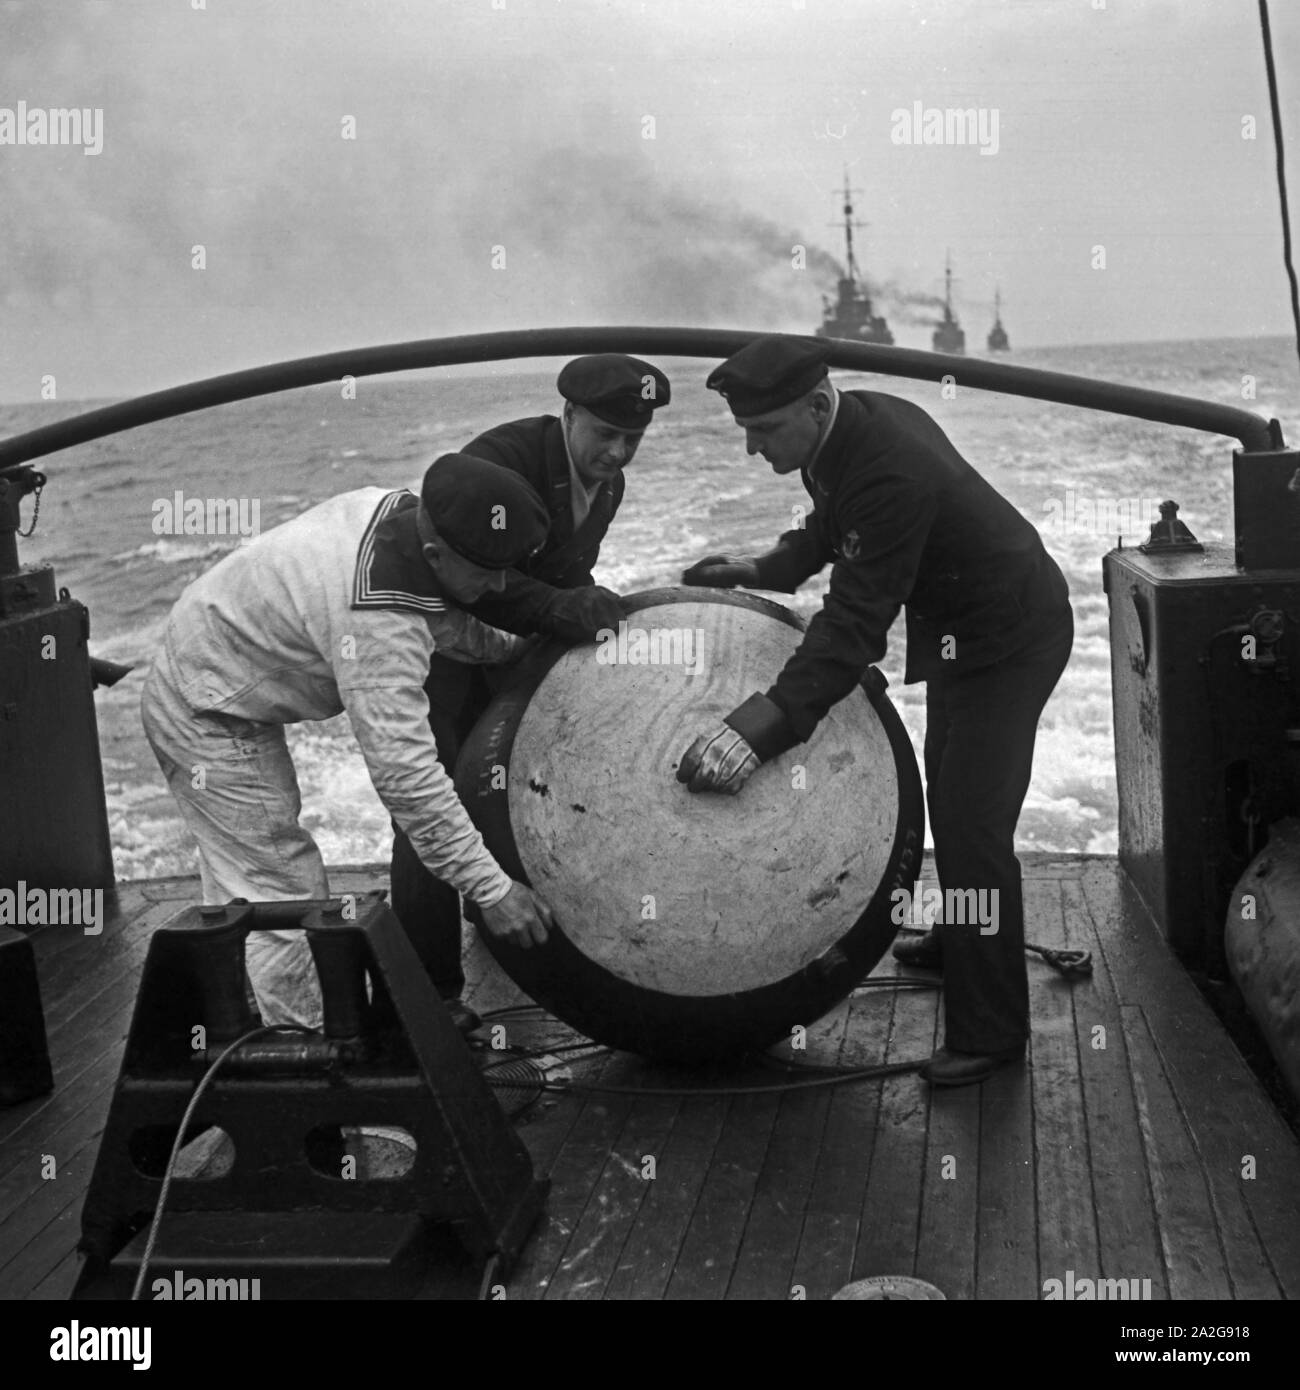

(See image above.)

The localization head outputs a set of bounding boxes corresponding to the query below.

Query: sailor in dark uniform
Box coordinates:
[678,335,1073,1087]
[391,354,672,1029]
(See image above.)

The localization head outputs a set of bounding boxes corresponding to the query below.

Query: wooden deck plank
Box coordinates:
[26,1247,81,1301]
[463,903,605,1224]
[6,858,1300,1303]
[663,1091,781,1300]
[969,858,1045,1303]
[1120,1004,1231,1299]
[851,969,938,1281]
[0,1043,123,1208]
[37,937,149,1029]
[1,1204,86,1302]
[511,1067,603,1180]
[724,996,857,1301]
[1080,865,1298,1299]
[0,1023,124,1154]
[0,897,166,1301]
[726,1078,832,1300]
[42,928,155,1034]
[793,1212,859,1301]
[601,1093,729,1300]
[1086,863,1300,1300]
[41,972,142,1078]
[773,989,862,1301]
[0,1128,101,1298]
[1026,874,1103,1293]
[0,1057,126,1183]
[915,1069,980,1299]
[791,838,939,1308]
[789,984,898,1300]
[38,899,177,1043]
[33,893,176,1004]
[506,1055,635,1300]
[974,1050,1037,1299]
[542,1089,680,1300]
[908,868,985,1301]
[22,884,144,974]
[1062,873,1186,1298]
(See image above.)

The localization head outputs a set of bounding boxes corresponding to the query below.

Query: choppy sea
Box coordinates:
[3,335,1296,882]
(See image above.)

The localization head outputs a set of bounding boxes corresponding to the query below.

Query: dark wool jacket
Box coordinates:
[457,414,624,633]
[754,390,1071,746]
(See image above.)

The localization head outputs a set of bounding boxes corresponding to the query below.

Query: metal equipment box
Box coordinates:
[0,594,115,895]
[1105,541,1300,972]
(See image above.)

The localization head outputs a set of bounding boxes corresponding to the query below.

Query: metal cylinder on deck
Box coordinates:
[1225,818,1300,1107]
[1,466,115,897]
[455,589,923,1060]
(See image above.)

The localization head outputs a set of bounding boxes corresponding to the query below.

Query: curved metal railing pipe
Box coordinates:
[0,327,1282,472]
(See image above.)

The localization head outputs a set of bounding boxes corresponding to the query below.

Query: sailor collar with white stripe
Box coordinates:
[351,489,448,614]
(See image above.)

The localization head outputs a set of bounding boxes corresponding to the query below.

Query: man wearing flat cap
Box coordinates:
[390,354,672,1028]
[142,454,557,1030]
[679,334,1072,1088]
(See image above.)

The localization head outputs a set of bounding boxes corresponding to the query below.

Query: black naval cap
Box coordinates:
[557,354,671,430]
[420,454,549,569]
[706,335,833,418]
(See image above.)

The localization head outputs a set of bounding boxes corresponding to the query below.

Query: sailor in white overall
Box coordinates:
[141,453,557,1030]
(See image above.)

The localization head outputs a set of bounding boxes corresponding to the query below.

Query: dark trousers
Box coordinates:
[389,655,494,999]
[925,609,1074,1053]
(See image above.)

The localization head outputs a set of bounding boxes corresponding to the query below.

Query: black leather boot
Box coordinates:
[919,1044,1025,1087]
[441,998,483,1035]
[891,931,943,970]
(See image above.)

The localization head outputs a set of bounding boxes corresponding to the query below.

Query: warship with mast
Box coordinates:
[815,173,894,345]
[931,251,966,355]
[988,286,1010,351]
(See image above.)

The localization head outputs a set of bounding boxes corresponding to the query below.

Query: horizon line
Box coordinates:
[1,329,1294,410]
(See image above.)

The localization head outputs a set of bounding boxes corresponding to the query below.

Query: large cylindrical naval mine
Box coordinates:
[456,588,924,1060]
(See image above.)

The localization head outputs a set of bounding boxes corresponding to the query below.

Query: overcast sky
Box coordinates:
[2,0,1298,400]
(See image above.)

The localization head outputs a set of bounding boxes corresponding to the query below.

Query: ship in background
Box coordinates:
[815,173,894,345]
[988,285,1010,351]
[931,251,966,355]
